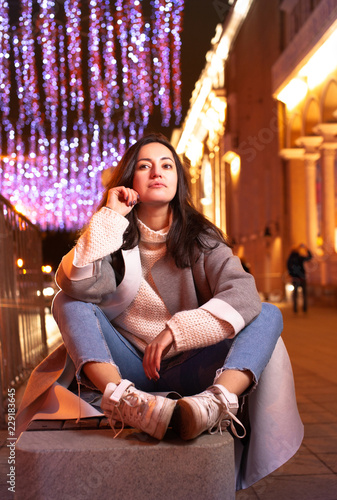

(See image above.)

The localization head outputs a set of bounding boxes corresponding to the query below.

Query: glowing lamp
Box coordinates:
[277,78,308,110]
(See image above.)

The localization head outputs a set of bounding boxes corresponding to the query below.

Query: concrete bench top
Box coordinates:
[16,420,235,500]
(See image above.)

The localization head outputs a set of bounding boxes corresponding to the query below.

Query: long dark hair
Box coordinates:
[98,133,230,268]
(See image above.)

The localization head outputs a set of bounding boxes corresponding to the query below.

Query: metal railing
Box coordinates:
[0,194,47,426]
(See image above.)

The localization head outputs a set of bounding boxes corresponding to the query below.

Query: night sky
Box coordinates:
[180,0,222,121]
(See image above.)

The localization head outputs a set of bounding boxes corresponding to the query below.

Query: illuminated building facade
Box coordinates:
[174,0,337,301]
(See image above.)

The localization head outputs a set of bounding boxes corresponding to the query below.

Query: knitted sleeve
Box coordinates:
[74,207,129,267]
[167,308,235,353]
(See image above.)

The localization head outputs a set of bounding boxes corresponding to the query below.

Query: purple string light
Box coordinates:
[0,1,184,230]
[171,0,183,124]
[0,0,11,119]
[152,0,171,126]
[37,0,58,131]
[64,0,84,118]
[0,1,12,186]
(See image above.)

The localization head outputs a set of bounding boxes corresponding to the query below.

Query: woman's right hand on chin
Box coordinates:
[106,186,140,216]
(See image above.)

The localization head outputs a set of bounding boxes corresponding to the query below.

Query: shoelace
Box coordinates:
[109,389,151,438]
[195,392,246,439]
[210,407,246,439]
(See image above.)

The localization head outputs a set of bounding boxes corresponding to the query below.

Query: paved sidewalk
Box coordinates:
[1,304,336,499]
[237,303,337,500]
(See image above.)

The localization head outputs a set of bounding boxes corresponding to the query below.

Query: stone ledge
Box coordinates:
[16,428,235,500]
[26,417,111,431]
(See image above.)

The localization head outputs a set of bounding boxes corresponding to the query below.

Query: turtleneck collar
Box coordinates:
[137,214,171,244]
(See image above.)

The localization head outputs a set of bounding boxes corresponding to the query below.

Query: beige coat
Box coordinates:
[16,239,303,489]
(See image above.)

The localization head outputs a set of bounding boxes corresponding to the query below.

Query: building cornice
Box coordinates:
[272,0,337,95]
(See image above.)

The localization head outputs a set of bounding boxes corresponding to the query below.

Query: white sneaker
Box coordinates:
[101,379,176,440]
[172,384,246,440]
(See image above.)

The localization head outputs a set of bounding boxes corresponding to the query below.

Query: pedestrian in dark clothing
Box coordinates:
[287,244,313,312]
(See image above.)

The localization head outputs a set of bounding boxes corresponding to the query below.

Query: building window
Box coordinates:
[201,157,213,206]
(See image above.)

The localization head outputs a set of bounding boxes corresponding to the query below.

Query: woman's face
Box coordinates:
[132,142,178,207]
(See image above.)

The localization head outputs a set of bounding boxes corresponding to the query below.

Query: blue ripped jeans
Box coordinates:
[52,292,283,397]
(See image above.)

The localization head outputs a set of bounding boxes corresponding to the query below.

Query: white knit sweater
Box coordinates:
[74,208,234,357]
[110,215,233,357]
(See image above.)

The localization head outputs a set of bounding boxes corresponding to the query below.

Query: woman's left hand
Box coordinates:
[143,327,174,381]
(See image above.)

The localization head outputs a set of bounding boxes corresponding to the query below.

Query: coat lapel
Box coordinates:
[151,255,199,315]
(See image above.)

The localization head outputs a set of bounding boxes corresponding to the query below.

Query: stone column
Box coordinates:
[313,123,337,255]
[320,145,336,254]
[279,148,305,246]
[303,153,320,253]
[295,136,323,254]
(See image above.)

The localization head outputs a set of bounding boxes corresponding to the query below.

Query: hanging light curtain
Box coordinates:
[0,0,184,230]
